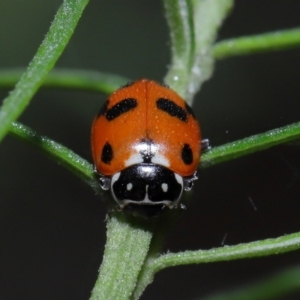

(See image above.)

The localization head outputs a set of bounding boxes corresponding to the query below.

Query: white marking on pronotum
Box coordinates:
[127,183,133,191]
[161,183,168,192]
[111,172,121,188]
[125,142,170,168]
[174,173,183,185]
[125,153,143,167]
[151,153,170,167]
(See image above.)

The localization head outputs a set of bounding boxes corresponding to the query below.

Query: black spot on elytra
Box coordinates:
[185,102,196,119]
[181,144,193,165]
[105,98,137,121]
[101,142,113,164]
[156,98,188,122]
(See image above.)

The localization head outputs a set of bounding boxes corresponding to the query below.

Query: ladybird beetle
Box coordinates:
[91,79,202,218]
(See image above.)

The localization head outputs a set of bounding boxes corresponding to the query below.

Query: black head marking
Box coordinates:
[101,142,113,164]
[185,102,196,119]
[97,100,109,117]
[156,98,188,122]
[105,98,137,121]
[181,144,193,165]
[112,164,182,204]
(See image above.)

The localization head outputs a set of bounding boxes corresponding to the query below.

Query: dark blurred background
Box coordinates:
[0,0,300,299]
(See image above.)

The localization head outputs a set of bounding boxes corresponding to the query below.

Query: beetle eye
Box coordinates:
[99,175,110,190]
[183,171,198,191]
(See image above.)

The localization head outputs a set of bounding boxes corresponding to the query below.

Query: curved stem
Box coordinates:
[201,121,300,168]
[163,0,195,98]
[186,0,233,103]
[8,122,96,189]
[0,0,89,143]
[214,27,300,59]
[135,231,300,295]
[0,68,129,94]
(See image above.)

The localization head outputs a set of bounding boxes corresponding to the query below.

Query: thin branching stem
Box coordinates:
[153,231,300,269]
[164,0,234,104]
[201,121,300,168]
[163,0,195,98]
[0,0,89,143]
[186,0,233,103]
[0,68,129,94]
[9,122,96,189]
[214,27,300,59]
[133,231,300,297]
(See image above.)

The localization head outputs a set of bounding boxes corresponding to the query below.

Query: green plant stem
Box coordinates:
[134,231,300,296]
[0,68,129,94]
[154,231,300,267]
[214,27,300,59]
[8,122,96,189]
[163,0,195,98]
[164,0,233,104]
[0,0,89,143]
[131,210,184,299]
[90,214,154,300]
[202,266,300,300]
[201,121,300,168]
[186,0,233,103]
